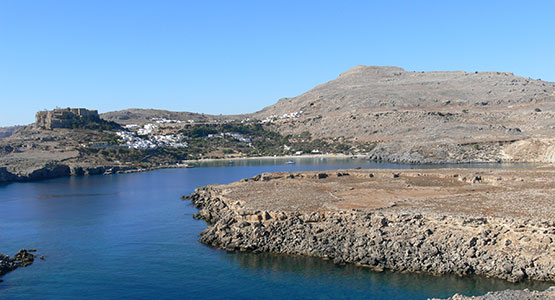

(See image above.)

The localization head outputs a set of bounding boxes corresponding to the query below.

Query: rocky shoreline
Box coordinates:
[0,162,153,183]
[0,155,540,184]
[0,154,357,183]
[432,286,555,299]
[0,249,41,282]
[185,169,555,284]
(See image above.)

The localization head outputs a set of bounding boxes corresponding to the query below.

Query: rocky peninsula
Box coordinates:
[0,249,41,282]
[186,167,555,284]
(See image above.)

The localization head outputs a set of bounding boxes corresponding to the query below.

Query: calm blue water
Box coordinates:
[0,159,549,299]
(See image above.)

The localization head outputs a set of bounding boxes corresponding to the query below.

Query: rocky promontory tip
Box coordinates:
[186,168,555,283]
[0,248,41,281]
[430,286,555,300]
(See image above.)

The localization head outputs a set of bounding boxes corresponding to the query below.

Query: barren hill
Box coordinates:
[101,108,239,125]
[253,66,555,163]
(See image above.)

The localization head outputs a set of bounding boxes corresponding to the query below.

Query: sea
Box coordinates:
[0,158,549,299]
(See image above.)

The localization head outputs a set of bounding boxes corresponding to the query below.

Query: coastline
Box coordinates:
[431,287,555,299]
[182,153,364,164]
[186,168,555,283]
[0,154,382,184]
[0,249,40,282]
[0,151,550,184]
[0,153,360,184]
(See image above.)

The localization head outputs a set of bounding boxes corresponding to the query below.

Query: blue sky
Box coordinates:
[1,1,554,126]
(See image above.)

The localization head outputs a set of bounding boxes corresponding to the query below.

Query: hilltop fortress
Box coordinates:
[35,108,100,129]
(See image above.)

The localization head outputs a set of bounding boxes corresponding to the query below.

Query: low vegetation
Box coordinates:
[80,122,375,165]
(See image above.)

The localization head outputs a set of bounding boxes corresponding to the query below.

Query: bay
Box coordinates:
[0,158,548,299]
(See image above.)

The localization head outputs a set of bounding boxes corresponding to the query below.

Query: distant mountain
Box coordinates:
[256,65,555,114]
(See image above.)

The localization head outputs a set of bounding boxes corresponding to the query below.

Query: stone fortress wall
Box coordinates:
[35,108,100,129]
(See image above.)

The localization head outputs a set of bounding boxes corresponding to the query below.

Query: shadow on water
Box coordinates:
[193,157,538,169]
[225,252,552,298]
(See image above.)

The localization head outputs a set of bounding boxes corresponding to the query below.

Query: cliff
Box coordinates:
[186,168,555,283]
[35,108,100,129]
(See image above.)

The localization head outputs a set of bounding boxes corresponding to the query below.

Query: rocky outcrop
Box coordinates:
[431,286,555,300]
[0,249,40,281]
[502,138,555,163]
[362,141,508,164]
[69,165,137,176]
[185,170,555,283]
[0,163,70,182]
[0,162,140,183]
[35,108,100,130]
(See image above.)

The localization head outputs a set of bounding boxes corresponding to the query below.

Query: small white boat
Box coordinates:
[286,161,296,164]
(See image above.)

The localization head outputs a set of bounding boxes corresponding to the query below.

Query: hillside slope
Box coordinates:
[253,66,555,163]
[101,108,241,125]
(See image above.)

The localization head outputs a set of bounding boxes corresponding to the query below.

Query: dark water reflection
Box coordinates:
[194,156,537,169]
[227,252,551,298]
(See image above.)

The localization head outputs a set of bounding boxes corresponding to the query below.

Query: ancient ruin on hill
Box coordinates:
[35,108,100,129]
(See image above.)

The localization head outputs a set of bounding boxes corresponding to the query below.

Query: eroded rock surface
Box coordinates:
[186,168,555,283]
[253,65,555,164]
[431,286,555,300]
[0,249,40,281]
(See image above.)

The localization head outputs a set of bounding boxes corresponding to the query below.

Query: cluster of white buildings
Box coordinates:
[116,118,259,150]
[260,111,303,124]
[116,125,188,150]
[227,132,252,144]
[207,132,253,146]
[152,135,189,147]
[151,117,199,124]
[137,123,158,135]
[282,145,321,155]
[116,131,158,149]
[124,123,158,135]
[152,117,183,124]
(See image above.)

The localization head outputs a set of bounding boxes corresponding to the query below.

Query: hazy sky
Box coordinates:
[1,1,554,126]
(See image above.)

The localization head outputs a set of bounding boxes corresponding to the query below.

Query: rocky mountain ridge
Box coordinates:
[254,65,555,117]
[251,65,555,163]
